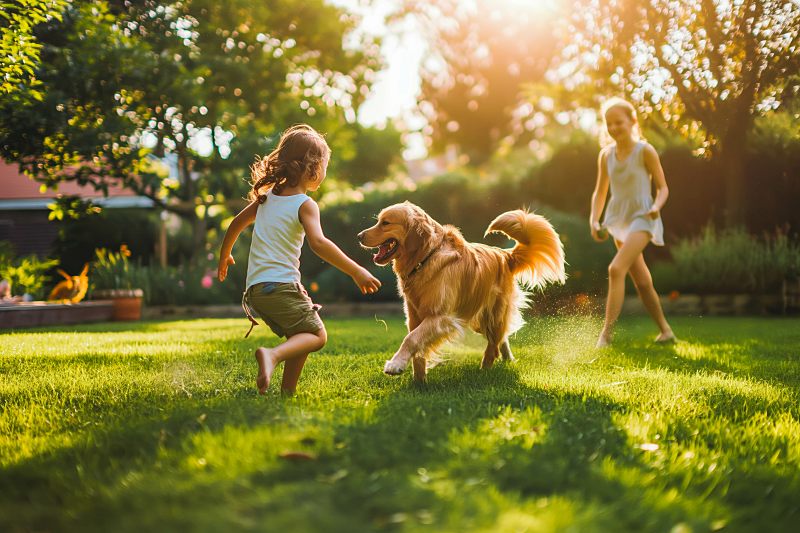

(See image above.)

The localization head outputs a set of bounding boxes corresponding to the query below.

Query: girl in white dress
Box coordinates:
[590,98,676,347]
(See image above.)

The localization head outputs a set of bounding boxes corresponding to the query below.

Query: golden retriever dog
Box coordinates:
[358,202,565,382]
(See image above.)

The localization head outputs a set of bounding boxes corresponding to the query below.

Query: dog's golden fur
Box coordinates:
[359,202,565,381]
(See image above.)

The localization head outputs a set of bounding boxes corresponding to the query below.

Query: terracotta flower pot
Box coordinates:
[93,289,144,321]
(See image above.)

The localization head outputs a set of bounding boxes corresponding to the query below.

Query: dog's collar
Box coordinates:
[407,237,443,278]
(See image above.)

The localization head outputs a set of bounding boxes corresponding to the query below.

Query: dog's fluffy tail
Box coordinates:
[485,210,566,289]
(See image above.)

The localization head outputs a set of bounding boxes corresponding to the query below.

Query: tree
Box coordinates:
[0,0,381,260]
[400,0,564,164]
[570,0,800,226]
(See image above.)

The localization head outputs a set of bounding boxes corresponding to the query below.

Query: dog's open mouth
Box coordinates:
[372,238,399,264]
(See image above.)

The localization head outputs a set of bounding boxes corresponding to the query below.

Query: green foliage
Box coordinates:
[652,226,800,294]
[134,262,245,306]
[52,208,159,274]
[514,132,598,216]
[1,316,799,531]
[46,195,103,221]
[744,105,800,233]
[91,245,137,291]
[0,244,59,299]
[332,123,404,186]
[87,239,247,305]
[0,0,66,98]
[0,0,383,260]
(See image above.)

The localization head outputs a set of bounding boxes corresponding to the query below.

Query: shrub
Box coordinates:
[651,226,800,294]
[0,241,60,300]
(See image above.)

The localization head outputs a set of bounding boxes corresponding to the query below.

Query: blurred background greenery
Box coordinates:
[1,0,798,304]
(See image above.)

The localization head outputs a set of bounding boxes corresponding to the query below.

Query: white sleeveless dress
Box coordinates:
[601,141,664,246]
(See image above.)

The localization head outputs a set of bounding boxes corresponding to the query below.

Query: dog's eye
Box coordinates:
[381,220,390,226]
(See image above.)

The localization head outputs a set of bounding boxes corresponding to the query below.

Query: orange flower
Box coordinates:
[668,290,680,301]
[310,281,319,292]
[120,244,131,257]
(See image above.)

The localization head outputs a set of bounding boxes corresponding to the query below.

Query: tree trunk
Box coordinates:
[176,134,205,263]
[720,108,752,228]
[721,143,747,228]
[192,207,207,263]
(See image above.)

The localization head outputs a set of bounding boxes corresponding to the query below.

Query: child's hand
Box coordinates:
[646,207,660,220]
[590,221,608,242]
[218,255,235,282]
[352,267,381,295]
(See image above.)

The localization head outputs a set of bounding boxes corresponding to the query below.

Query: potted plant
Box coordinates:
[91,245,145,321]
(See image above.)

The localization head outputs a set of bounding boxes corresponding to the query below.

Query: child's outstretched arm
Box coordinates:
[218,200,259,281]
[590,149,610,241]
[643,144,669,219]
[299,199,381,295]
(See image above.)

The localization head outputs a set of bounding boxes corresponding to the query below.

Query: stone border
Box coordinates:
[624,294,783,316]
[0,301,114,330]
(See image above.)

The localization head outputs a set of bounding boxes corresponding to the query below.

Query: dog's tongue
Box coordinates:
[374,242,391,261]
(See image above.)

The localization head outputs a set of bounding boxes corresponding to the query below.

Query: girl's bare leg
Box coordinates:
[597,232,652,347]
[627,254,675,341]
[255,328,327,394]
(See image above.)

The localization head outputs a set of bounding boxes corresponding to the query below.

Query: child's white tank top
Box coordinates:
[246,191,311,289]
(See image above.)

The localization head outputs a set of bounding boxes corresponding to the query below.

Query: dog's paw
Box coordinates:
[383,358,407,375]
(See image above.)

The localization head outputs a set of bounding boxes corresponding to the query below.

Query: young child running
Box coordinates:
[218,124,381,394]
[590,98,676,348]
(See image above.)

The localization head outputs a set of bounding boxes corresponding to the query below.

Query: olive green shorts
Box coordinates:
[243,282,323,338]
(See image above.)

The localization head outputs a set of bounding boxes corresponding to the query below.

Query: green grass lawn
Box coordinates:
[1,315,799,532]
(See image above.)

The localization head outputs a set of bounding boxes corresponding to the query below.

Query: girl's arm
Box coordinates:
[299,199,381,295]
[590,149,610,241]
[643,144,669,219]
[217,200,259,281]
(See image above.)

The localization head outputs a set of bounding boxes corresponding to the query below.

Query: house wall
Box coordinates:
[0,210,57,257]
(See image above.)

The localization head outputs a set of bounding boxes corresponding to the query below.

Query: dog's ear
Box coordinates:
[404,205,438,255]
[405,205,432,237]
[404,223,424,256]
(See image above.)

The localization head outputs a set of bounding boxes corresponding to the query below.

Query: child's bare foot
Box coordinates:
[595,331,612,348]
[254,348,276,395]
[655,331,677,344]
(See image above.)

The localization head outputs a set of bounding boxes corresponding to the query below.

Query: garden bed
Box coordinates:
[0,300,114,329]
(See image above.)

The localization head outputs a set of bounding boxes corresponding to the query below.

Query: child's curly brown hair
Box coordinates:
[249,124,330,202]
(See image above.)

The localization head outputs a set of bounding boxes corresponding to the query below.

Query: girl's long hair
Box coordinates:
[249,124,330,202]
[599,97,644,148]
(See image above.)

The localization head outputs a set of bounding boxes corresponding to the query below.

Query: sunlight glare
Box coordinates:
[490,0,562,17]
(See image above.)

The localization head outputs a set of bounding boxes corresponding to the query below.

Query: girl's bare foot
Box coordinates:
[254,348,276,395]
[595,332,612,348]
[655,331,677,344]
